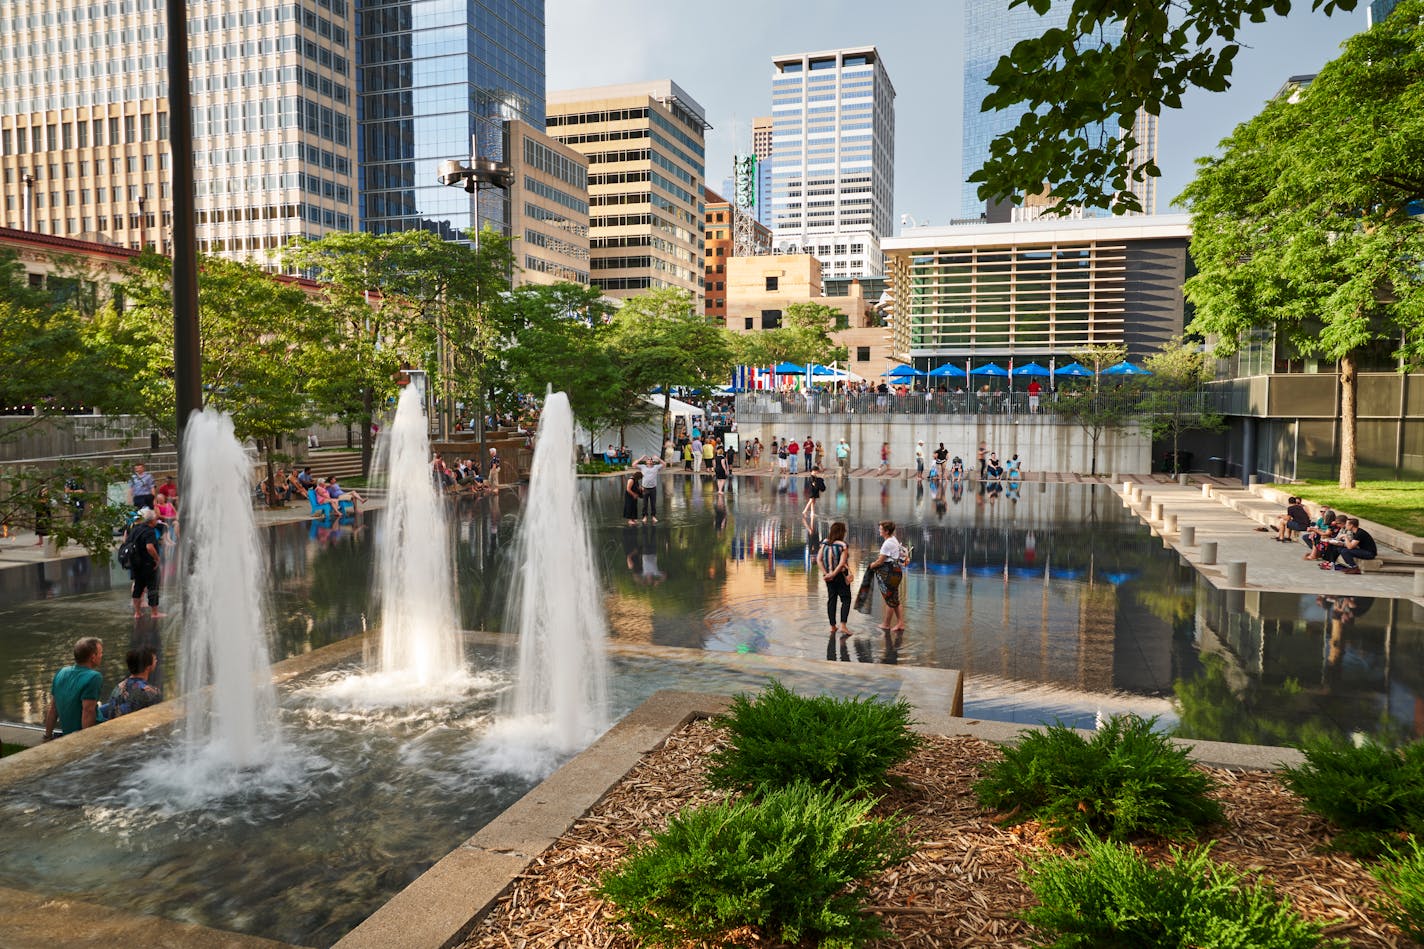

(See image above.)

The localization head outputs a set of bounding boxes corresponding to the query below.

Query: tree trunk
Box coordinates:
[1339,352,1358,490]
[663,388,671,444]
[360,386,374,478]
[264,450,277,507]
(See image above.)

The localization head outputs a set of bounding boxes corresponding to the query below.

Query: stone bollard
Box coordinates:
[1180,525,1196,546]
[1226,560,1247,586]
[1150,502,1163,522]
[1201,483,1214,499]
[1177,472,1189,485]
[1200,540,1218,565]
[1122,480,1134,496]
[1415,569,1424,598]
[1163,513,1177,534]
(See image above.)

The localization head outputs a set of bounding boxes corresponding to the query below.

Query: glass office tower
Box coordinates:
[357,0,546,240]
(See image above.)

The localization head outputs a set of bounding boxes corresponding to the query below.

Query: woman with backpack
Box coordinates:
[867,520,907,634]
[818,521,852,640]
[802,465,827,523]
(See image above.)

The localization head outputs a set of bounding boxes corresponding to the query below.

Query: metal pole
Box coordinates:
[167,0,201,454]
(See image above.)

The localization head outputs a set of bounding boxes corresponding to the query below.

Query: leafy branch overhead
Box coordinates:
[972,0,1361,216]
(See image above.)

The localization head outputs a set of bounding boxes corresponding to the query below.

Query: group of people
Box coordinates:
[673,432,733,476]
[817,520,909,643]
[748,435,825,475]
[41,637,162,742]
[433,450,499,495]
[259,464,367,512]
[1274,497,1378,574]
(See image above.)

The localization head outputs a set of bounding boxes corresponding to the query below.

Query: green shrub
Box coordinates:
[973,714,1222,842]
[1023,835,1345,949]
[598,782,912,949]
[706,680,923,796]
[1281,739,1424,857]
[1373,837,1424,941]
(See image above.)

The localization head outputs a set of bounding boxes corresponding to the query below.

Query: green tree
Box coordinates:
[971,0,1361,217]
[1180,5,1424,488]
[735,301,849,368]
[1055,342,1136,476]
[610,288,735,440]
[113,253,325,488]
[1142,336,1226,473]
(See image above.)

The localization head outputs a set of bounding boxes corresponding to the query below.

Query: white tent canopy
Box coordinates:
[576,393,705,458]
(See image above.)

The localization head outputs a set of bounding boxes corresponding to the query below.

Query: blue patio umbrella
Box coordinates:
[970,362,1009,377]
[927,363,968,378]
[1101,361,1153,376]
[808,364,839,376]
[772,362,805,374]
[1054,362,1095,377]
[1011,362,1052,377]
[881,364,924,378]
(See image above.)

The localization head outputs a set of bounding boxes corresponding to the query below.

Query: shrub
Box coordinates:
[598,782,912,949]
[706,680,923,796]
[973,714,1222,842]
[1023,835,1345,948]
[1280,738,1424,857]
[1373,838,1424,942]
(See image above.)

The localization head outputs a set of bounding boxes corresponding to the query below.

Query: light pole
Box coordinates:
[436,137,512,459]
[21,173,34,231]
[167,0,200,458]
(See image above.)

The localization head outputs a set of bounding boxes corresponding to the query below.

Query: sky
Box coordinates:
[546,0,1365,230]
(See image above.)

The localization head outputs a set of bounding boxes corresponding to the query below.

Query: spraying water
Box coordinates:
[374,386,464,685]
[180,409,280,769]
[497,391,609,759]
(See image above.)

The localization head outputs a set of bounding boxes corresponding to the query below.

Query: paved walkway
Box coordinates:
[1115,477,1424,602]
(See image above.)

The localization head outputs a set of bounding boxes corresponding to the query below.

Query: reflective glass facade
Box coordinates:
[358,0,546,241]
[961,1,1121,219]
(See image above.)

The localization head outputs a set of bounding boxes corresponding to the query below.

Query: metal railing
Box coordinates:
[736,391,1061,417]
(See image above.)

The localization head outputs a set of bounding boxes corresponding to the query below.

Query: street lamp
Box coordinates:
[436,137,513,457]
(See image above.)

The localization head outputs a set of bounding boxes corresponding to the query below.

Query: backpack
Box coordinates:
[812,476,827,495]
[818,541,844,576]
[117,527,138,570]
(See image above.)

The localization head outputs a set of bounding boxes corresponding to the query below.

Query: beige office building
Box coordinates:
[0,1,357,260]
[546,80,707,307]
[505,120,590,287]
[752,115,773,161]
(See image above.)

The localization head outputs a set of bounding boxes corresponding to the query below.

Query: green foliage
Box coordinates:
[576,460,625,475]
[707,680,923,796]
[1372,837,1424,941]
[1281,739,1424,856]
[1142,336,1226,469]
[1023,835,1344,949]
[974,714,1222,842]
[1172,655,1358,750]
[599,782,911,949]
[735,301,849,368]
[971,0,1361,217]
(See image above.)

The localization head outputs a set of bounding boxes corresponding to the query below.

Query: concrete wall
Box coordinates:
[736,411,1150,475]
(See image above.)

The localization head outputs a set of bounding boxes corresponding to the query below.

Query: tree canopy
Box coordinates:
[734,301,849,368]
[972,0,1361,216]
[1180,2,1424,487]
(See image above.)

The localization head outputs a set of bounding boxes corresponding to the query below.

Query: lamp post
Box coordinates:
[436,138,513,459]
[21,173,34,231]
[167,0,200,459]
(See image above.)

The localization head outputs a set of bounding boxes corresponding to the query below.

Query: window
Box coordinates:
[761,309,782,329]
[856,346,871,362]
[744,318,754,330]
[765,276,779,291]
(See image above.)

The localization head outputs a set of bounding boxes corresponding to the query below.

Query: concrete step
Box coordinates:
[302,451,366,482]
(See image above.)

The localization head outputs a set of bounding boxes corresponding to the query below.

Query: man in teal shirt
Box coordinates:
[42,637,104,741]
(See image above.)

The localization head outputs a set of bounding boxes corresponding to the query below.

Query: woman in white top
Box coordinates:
[867,520,906,633]
[634,455,663,523]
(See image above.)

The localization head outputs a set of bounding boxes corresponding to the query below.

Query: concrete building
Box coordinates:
[505,120,589,287]
[768,46,895,278]
[546,80,708,307]
[882,215,1191,367]
[704,187,770,322]
[0,0,358,258]
[359,0,545,242]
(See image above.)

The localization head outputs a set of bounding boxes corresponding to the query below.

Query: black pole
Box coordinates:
[167,0,201,455]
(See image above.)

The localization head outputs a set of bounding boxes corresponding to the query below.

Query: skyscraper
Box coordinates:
[547,80,708,307]
[961,2,1149,218]
[768,46,895,278]
[0,1,358,256]
[358,0,546,241]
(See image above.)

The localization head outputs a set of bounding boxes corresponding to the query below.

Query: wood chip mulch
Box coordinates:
[461,718,1410,948]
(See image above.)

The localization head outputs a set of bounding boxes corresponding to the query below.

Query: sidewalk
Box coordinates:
[1116,478,1424,602]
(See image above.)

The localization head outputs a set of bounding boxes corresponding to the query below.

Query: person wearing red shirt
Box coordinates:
[1027,379,1043,414]
[786,437,801,474]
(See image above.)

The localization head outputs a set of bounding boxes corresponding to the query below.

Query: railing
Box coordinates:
[736,391,1060,417]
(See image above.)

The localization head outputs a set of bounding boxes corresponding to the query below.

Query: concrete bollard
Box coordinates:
[1248,475,1261,486]
[1123,480,1134,496]
[1201,483,1214,499]
[1415,569,1424,598]
[1177,472,1189,485]
[1180,524,1196,546]
[1150,502,1163,522]
[1200,540,1218,565]
[1163,513,1177,534]
[1226,560,1247,586]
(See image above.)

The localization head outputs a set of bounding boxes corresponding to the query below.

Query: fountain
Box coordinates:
[496,391,610,758]
[178,409,280,769]
[372,385,464,686]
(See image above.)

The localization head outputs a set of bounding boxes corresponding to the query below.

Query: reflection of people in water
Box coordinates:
[881,628,900,664]
[950,480,964,505]
[1006,480,1021,504]
[621,525,666,586]
[714,493,727,533]
[1318,593,1374,675]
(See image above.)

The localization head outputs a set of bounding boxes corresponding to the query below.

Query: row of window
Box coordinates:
[524,227,589,261]
[1,113,166,156]
[523,255,589,284]
[5,179,164,210]
[191,35,348,77]
[523,136,587,191]
[524,202,587,238]
[524,175,588,216]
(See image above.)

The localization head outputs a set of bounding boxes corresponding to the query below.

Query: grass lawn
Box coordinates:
[1292,481,1424,536]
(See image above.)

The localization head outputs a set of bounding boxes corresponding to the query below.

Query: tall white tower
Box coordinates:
[768,47,895,278]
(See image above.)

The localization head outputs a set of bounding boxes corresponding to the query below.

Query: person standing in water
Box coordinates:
[818,521,852,641]
[634,454,664,523]
[622,470,643,526]
[867,520,906,635]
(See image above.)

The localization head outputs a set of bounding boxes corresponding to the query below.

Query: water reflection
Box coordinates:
[3,476,1423,745]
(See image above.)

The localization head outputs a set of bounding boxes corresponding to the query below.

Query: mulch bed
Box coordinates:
[462,718,1408,948]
